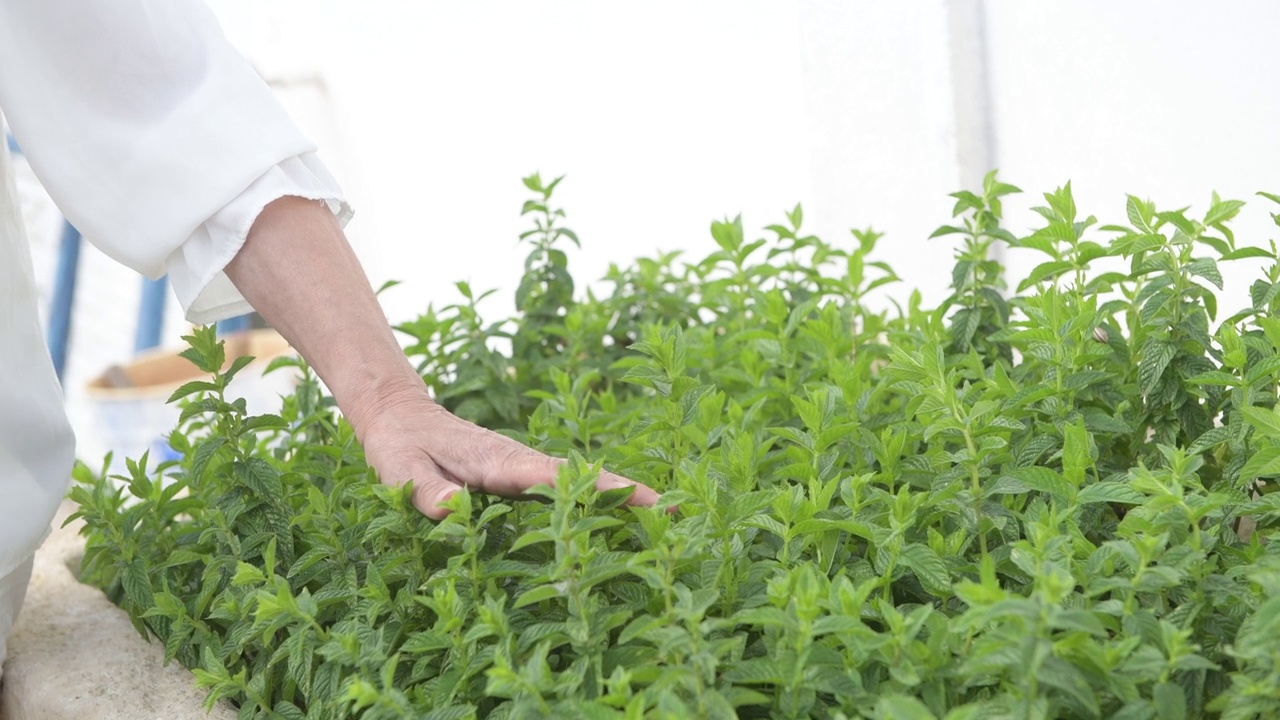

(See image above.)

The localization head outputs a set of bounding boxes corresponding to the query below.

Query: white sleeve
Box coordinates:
[0,1,348,321]
[173,154,352,325]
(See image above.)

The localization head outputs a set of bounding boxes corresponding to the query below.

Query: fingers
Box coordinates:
[409,406,663,510]
[596,469,660,508]
[404,466,463,520]
[478,437,661,509]
[480,442,564,497]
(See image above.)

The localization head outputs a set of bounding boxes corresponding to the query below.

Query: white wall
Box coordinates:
[202,0,971,322]
[986,1,1280,312]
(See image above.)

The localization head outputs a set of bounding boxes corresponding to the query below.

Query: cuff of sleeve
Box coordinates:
[165,152,354,325]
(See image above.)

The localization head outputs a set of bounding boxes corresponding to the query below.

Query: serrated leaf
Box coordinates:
[1139,340,1177,395]
[900,544,951,595]
[510,529,555,551]
[1013,466,1073,501]
[1223,246,1274,260]
[1185,258,1224,290]
[929,225,967,239]
[513,583,564,609]
[724,658,786,685]
[1153,681,1187,720]
[1127,195,1153,231]
[423,705,477,720]
[1243,406,1280,439]
[1187,426,1233,455]
[166,380,219,404]
[1077,481,1144,505]
[1239,446,1280,481]
[1204,197,1245,227]
[1017,260,1076,292]
[1063,417,1091,487]
[811,615,864,636]
[1185,370,1240,387]
[876,695,939,720]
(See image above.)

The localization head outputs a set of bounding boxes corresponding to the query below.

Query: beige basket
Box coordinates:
[81,329,297,472]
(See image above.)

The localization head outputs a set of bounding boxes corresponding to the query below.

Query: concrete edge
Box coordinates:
[0,501,237,720]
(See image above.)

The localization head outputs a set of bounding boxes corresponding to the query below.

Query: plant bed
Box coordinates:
[71,175,1280,719]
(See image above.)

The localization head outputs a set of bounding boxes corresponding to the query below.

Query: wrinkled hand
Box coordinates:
[223,198,653,518]
[358,387,659,519]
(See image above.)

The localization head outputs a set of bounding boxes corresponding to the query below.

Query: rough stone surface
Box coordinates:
[0,501,235,720]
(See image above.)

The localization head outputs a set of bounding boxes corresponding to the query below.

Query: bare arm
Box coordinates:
[224,196,658,518]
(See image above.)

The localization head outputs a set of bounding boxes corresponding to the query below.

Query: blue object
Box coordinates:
[10,131,79,379]
[10,129,253,367]
[217,314,251,334]
[46,220,83,380]
[135,276,168,352]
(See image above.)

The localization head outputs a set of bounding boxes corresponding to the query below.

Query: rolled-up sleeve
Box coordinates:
[0,0,350,322]
[173,154,351,324]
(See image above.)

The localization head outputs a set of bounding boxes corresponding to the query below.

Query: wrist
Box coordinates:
[332,358,432,439]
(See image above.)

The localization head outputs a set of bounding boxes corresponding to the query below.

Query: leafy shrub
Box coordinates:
[71,175,1280,719]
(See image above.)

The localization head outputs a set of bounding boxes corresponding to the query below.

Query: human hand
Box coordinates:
[357,386,659,519]
[224,198,653,518]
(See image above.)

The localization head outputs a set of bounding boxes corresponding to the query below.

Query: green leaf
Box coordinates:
[1139,340,1177,395]
[1184,370,1240,388]
[875,695,938,720]
[1243,406,1280,439]
[1153,681,1187,720]
[1187,426,1233,455]
[1223,246,1274,260]
[1240,446,1280,481]
[74,177,1280,720]
[1017,260,1076,291]
[900,544,951,595]
[423,706,477,720]
[710,216,744,252]
[724,658,786,685]
[810,615,864,636]
[514,584,564,609]
[1049,608,1107,636]
[571,516,625,537]
[190,437,227,482]
[1127,195,1154,231]
[510,529,555,551]
[1185,258,1224,290]
[179,326,225,374]
[166,380,218,404]
[242,414,288,433]
[1077,482,1145,505]
[929,224,967,239]
[1013,466,1075,499]
[1204,196,1245,227]
[222,354,257,384]
[1063,418,1092,487]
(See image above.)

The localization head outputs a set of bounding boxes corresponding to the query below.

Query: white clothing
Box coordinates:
[0,0,350,669]
[0,557,32,673]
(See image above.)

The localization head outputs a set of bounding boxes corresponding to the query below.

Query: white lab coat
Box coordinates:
[0,0,349,669]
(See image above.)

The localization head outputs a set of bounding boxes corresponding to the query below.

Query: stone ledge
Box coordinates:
[0,501,235,720]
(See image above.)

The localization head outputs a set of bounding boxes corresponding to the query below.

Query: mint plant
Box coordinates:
[71,176,1280,719]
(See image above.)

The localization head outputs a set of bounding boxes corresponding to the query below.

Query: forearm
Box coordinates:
[223,196,423,436]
